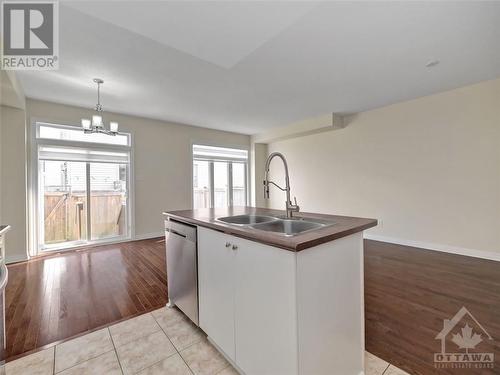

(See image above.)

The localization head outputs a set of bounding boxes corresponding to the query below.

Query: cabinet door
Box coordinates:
[198,227,236,360]
[234,238,298,375]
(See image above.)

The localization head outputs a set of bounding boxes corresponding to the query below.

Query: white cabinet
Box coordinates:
[234,236,297,375]
[198,227,298,375]
[198,227,236,360]
[198,226,364,375]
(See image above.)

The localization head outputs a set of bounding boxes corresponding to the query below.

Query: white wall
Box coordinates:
[1,98,249,262]
[265,79,500,255]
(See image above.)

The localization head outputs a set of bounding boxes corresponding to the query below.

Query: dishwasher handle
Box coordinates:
[165,227,187,238]
[165,219,197,242]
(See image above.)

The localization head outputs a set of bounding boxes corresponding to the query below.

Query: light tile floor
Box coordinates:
[365,352,411,375]
[3,307,410,375]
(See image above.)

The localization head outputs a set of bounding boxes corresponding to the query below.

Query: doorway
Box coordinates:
[32,122,132,253]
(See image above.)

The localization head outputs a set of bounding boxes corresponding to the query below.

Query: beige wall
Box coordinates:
[1,99,250,262]
[1,71,26,110]
[0,105,27,262]
[3,78,499,260]
[265,79,500,254]
[250,142,268,207]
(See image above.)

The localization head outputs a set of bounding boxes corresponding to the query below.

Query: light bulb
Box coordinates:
[92,115,103,127]
[110,122,119,133]
[81,119,91,130]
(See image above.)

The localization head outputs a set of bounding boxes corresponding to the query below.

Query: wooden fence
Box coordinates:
[44,192,125,244]
[194,187,246,208]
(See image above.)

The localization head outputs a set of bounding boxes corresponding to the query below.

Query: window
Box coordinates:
[32,122,132,253]
[192,144,248,209]
[38,123,130,145]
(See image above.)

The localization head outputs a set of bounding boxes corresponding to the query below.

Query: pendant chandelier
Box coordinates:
[81,78,119,135]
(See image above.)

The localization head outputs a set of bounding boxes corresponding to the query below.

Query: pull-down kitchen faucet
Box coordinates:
[263,152,300,218]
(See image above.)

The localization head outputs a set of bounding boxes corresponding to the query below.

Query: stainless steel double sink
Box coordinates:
[217,214,335,236]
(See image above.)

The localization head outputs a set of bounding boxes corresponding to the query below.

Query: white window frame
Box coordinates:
[191,142,249,209]
[29,121,134,255]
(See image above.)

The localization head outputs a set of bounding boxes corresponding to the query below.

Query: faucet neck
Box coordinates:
[263,152,299,217]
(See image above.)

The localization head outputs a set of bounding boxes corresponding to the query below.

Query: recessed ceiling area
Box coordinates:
[17,1,500,134]
[64,1,318,69]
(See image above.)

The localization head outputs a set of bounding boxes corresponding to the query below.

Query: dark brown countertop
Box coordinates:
[163,207,377,252]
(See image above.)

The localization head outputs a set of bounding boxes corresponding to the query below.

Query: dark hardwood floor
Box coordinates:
[5,236,500,375]
[5,237,167,360]
[365,239,500,375]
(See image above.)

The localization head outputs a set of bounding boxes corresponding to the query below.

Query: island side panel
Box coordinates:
[296,232,364,375]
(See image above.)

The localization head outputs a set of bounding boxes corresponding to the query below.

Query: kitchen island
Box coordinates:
[163,207,376,375]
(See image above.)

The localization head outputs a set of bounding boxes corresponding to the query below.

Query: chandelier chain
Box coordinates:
[95,81,103,112]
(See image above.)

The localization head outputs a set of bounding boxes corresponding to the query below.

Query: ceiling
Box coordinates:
[17,1,500,135]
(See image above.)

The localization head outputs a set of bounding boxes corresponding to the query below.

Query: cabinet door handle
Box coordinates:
[225,242,231,248]
[232,244,238,250]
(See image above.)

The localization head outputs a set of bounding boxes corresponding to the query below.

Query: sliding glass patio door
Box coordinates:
[89,162,128,241]
[40,160,88,246]
[33,122,132,253]
[38,154,129,251]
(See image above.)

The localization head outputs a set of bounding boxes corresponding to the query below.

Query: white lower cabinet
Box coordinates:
[234,234,297,375]
[198,227,298,375]
[198,226,364,375]
[198,227,236,360]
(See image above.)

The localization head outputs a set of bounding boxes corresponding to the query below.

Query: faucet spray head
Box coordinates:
[263,179,269,199]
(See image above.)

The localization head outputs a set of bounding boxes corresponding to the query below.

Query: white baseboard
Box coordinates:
[364,234,500,262]
[133,232,164,241]
[7,233,164,264]
[6,253,29,264]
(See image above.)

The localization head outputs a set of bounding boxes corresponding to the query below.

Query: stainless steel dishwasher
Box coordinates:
[165,218,199,325]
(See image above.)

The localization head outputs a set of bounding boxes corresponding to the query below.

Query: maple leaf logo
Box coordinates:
[452,324,483,353]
